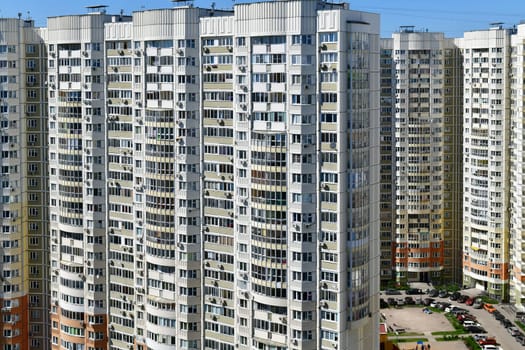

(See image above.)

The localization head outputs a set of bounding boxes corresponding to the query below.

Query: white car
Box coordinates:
[482,346,499,350]
[445,306,457,313]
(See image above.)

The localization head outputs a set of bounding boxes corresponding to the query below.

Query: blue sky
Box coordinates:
[2,0,525,37]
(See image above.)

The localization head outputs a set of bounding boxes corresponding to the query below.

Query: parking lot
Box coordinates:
[384,307,465,350]
[381,287,525,350]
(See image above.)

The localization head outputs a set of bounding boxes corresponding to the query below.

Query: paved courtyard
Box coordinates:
[383,308,468,350]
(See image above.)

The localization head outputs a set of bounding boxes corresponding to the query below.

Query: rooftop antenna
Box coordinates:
[210,2,215,16]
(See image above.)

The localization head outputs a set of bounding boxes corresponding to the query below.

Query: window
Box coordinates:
[319,32,338,43]
[292,35,312,45]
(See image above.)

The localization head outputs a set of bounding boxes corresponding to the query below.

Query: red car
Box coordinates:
[466,298,474,306]
[478,338,497,346]
[457,314,477,323]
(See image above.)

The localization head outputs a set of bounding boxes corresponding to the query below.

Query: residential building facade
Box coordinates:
[0,17,49,350]
[458,25,511,300]
[47,1,380,350]
[509,23,525,308]
[379,38,396,287]
[384,28,463,285]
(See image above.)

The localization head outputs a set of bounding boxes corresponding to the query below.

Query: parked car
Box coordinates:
[482,345,501,350]
[422,307,433,314]
[438,290,449,298]
[465,325,486,333]
[438,302,451,311]
[481,346,498,350]
[508,326,521,337]
[494,313,505,321]
[450,308,468,315]
[458,314,477,323]
[463,320,481,327]
[380,299,389,308]
[445,305,458,313]
[466,297,475,306]
[483,303,496,313]
[473,334,487,342]
[478,338,497,346]
[473,300,484,309]
[423,298,434,306]
[404,296,416,305]
[450,292,461,301]
[428,289,439,297]
[406,288,424,295]
[396,298,405,306]
[501,319,513,328]
[458,295,469,303]
[430,301,439,308]
[387,297,397,306]
[385,289,402,295]
[516,335,525,346]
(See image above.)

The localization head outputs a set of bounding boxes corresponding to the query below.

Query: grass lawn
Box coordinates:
[393,338,429,344]
[479,295,499,304]
[516,320,525,331]
[432,329,467,336]
[444,313,465,331]
[435,334,467,341]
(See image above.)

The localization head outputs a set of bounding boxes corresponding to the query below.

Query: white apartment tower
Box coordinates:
[459,25,511,300]
[0,18,49,350]
[47,2,380,350]
[509,23,525,308]
[47,8,118,350]
[386,28,463,285]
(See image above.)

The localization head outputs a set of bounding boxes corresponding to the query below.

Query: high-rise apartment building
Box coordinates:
[458,25,511,300]
[0,17,49,350]
[509,23,525,308]
[381,28,463,285]
[47,2,380,350]
[47,9,118,350]
[379,38,396,287]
